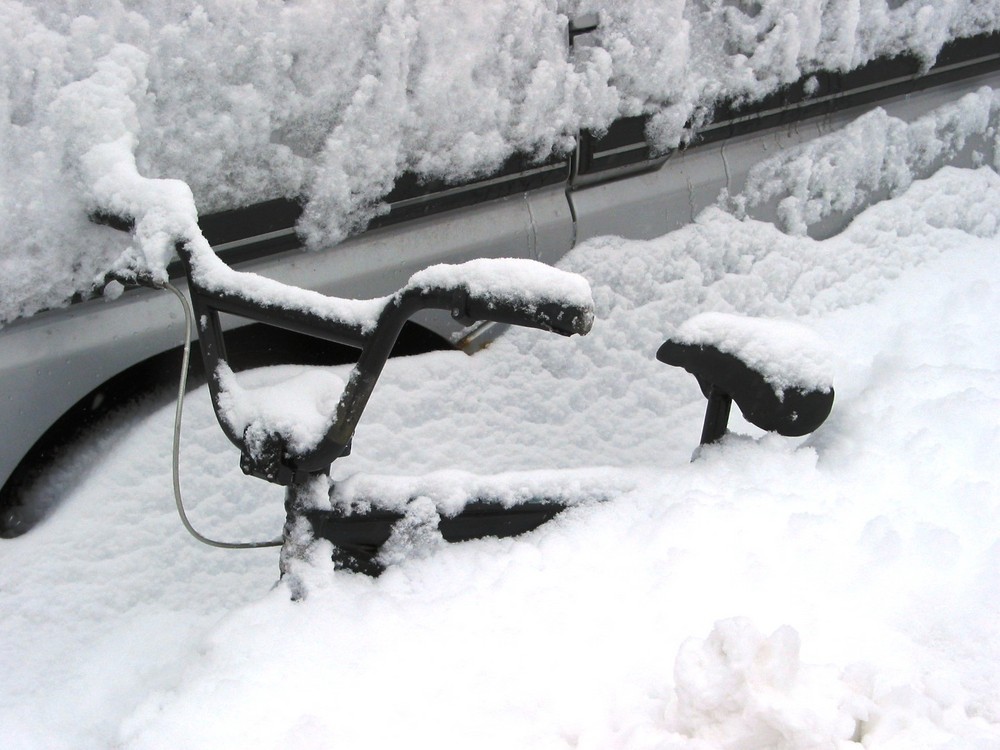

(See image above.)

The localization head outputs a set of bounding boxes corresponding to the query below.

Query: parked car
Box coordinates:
[2,30,998,535]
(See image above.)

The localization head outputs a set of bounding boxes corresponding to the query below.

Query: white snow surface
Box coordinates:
[731,86,1000,236]
[3,0,1000,324]
[216,363,348,459]
[1,162,999,748]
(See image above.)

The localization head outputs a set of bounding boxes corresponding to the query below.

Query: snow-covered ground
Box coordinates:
[3,3,1000,743]
[1,158,998,748]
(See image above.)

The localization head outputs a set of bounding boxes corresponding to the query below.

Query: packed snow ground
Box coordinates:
[3,0,1000,323]
[1,163,998,749]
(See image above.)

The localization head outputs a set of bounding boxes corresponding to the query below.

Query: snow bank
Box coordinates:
[135,164,1000,748]
[4,46,1000,742]
[663,618,863,746]
[3,1,999,323]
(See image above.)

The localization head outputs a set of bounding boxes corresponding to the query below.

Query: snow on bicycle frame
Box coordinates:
[173,236,596,577]
[93,208,835,582]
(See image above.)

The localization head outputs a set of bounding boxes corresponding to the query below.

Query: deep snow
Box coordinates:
[3,5,1000,743]
[1,162,998,749]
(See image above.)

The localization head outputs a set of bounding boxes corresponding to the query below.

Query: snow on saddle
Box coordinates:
[657,313,835,447]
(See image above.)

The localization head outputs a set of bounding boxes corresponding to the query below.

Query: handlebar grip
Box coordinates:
[453,290,593,336]
[410,259,595,337]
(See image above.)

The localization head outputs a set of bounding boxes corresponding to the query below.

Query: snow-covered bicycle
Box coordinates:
[102,214,834,580]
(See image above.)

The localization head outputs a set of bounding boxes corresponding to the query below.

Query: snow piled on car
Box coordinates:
[730,86,1000,237]
[2,0,1000,323]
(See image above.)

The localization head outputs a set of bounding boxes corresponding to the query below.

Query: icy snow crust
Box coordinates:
[3,0,1000,323]
[1,161,999,748]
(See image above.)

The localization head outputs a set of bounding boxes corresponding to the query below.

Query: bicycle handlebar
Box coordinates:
[445,285,593,338]
[306,271,594,480]
[90,210,594,486]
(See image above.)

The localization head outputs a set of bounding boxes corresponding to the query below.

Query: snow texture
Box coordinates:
[2,155,999,748]
[3,0,1000,324]
[216,363,347,459]
[2,5,1000,747]
[730,86,1000,236]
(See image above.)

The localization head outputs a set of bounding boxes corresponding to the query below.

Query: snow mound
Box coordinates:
[104,163,1000,750]
[2,87,1000,744]
[664,618,864,747]
[730,87,1000,236]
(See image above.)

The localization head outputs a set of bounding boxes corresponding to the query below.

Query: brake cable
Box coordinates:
[162,281,282,549]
